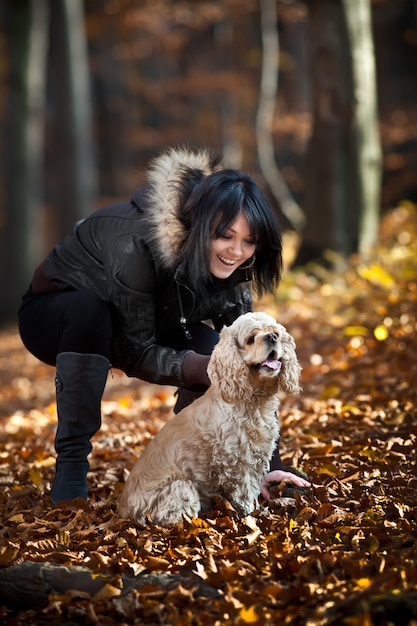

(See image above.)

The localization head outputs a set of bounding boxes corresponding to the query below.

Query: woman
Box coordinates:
[19,146,309,505]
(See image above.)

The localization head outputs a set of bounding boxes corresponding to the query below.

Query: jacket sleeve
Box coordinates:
[104,233,190,386]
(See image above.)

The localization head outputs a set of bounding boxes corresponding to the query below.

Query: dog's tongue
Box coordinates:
[261,359,282,371]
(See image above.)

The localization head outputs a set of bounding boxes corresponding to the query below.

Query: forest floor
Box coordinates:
[0,203,416,625]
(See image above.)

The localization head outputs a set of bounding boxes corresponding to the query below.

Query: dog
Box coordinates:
[118,312,302,527]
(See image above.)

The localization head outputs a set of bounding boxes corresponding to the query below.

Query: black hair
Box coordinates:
[177,162,282,298]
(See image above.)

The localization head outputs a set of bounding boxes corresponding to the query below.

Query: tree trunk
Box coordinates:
[294,0,381,267]
[294,0,353,267]
[215,17,243,169]
[256,0,305,231]
[1,0,49,324]
[0,561,219,611]
[49,0,97,240]
[341,0,382,255]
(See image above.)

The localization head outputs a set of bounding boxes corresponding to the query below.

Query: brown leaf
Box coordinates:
[1,202,416,624]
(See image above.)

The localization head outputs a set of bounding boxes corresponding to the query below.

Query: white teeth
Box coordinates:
[218,256,237,266]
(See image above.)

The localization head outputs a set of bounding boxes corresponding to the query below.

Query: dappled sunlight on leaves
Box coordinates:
[0,204,416,624]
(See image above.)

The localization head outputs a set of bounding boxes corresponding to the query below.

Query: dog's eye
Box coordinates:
[246,335,255,345]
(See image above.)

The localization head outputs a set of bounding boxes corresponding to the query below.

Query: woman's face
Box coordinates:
[210,212,256,279]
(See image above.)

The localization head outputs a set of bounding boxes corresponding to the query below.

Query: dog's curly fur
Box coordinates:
[118,312,301,527]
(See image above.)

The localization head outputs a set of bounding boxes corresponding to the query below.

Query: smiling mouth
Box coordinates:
[253,351,282,371]
[218,255,238,267]
[260,359,281,371]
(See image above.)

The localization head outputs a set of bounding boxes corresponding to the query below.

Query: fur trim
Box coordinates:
[144,146,221,269]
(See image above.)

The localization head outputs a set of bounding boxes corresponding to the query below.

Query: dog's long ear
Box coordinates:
[280,328,302,395]
[207,325,253,402]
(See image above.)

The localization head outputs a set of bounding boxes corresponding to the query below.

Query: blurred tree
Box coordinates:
[1,0,96,325]
[342,0,382,255]
[294,0,381,267]
[48,0,97,240]
[1,0,49,324]
[256,0,305,231]
[1,0,412,326]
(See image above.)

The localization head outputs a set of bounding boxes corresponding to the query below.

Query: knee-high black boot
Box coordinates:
[51,352,109,505]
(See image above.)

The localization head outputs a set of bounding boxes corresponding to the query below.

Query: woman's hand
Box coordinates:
[260,469,310,500]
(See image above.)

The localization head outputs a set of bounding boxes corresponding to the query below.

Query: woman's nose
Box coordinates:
[228,239,243,256]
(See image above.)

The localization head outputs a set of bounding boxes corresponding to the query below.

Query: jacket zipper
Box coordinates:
[176,282,192,340]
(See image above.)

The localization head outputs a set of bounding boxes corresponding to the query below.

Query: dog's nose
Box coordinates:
[264,332,278,345]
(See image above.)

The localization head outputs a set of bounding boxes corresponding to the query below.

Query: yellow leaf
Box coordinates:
[399,198,416,211]
[185,517,211,537]
[356,577,372,589]
[316,464,339,476]
[240,605,259,623]
[341,405,360,414]
[191,517,210,529]
[358,264,395,288]
[29,467,43,487]
[374,324,389,341]
[116,537,127,548]
[361,448,379,460]
[321,385,341,400]
[0,544,20,567]
[8,513,24,523]
[343,326,369,336]
[92,583,121,602]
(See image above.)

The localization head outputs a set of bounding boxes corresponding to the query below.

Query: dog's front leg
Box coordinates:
[231,498,256,517]
[227,481,259,517]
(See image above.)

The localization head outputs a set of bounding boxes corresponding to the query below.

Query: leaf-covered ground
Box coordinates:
[0,203,416,625]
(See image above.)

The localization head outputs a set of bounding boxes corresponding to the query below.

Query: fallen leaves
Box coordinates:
[0,203,416,624]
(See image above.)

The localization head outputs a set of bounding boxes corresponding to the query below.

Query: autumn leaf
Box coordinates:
[374,324,389,341]
[0,203,416,625]
[239,605,259,623]
[92,583,122,602]
[344,325,369,336]
[357,263,395,288]
[28,466,44,487]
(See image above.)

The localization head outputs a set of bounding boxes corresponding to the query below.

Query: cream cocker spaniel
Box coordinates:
[118,311,301,527]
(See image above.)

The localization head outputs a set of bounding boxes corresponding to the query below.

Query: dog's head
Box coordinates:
[207,312,302,402]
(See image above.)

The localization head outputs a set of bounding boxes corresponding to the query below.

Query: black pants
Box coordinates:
[18,285,219,369]
[18,286,287,472]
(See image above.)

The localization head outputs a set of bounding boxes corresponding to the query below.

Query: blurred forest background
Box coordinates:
[1,0,417,324]
[0,3,416,622]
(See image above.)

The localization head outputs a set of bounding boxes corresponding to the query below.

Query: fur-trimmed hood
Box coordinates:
[138,146,223,269]
[37,145,253,389]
